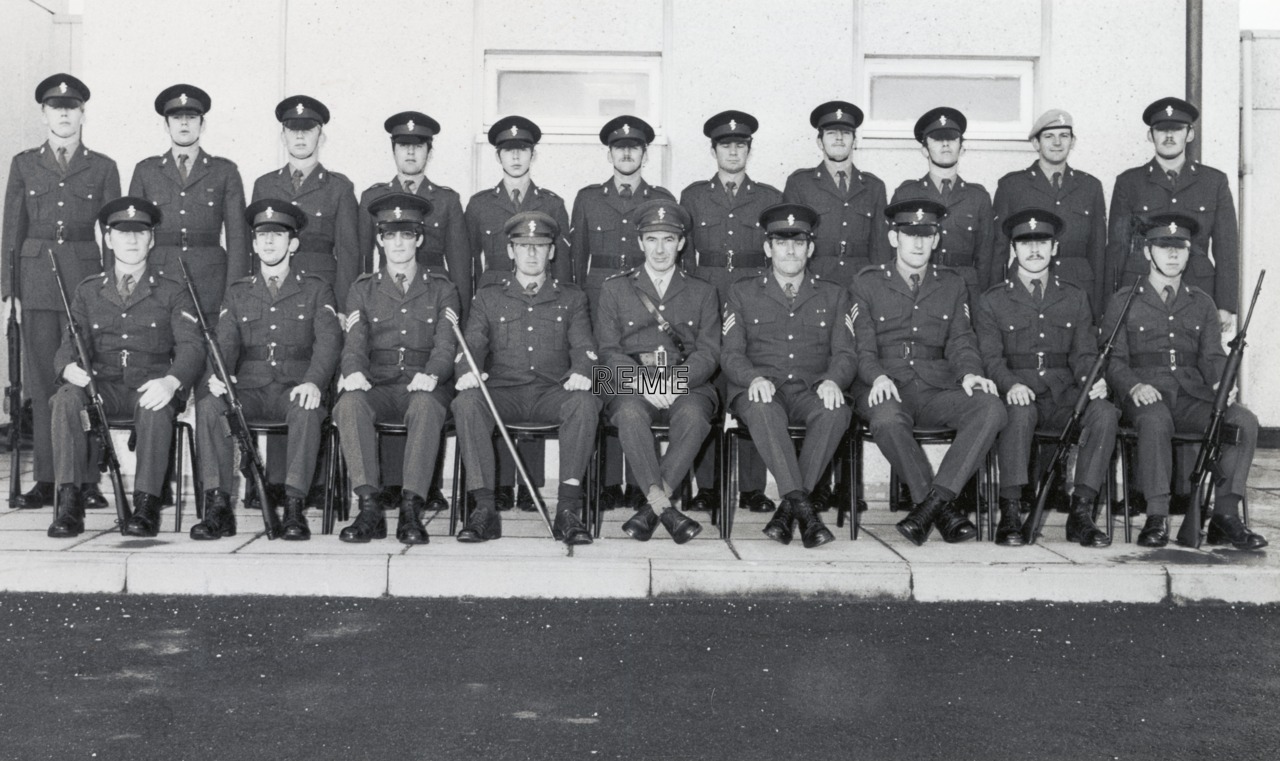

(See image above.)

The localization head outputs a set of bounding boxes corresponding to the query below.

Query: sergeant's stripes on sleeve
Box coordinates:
[845,303,858,339]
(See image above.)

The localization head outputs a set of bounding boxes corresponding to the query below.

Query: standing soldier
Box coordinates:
[1102,213,1263,550]
[975,208,1117,547]
[451,211,598,546]
[571,115,675,509]
[47,197,203,538]
[3,74,121,510]
[991,110,1108,322]
[596,200,717,544]
[851,200,1005,547]
[679,110,780,517]
[721,203,857,549]
[1106,97,1238,332]
[781,100,889,290]
[190,200,341,541]
[129,84,249,321]
[334,194,459,545]
[464,115,571,511]
[891,107,996,302]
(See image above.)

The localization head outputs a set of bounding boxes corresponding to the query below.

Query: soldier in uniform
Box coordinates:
[975,208,1117,547]
[891,107,996,302]
[3,74,121,511]
[129,84,249,320]
[596,200,716,544]
[851,200,1005,547]
[1101,213,1263,550]
[570,115,675,509]
[334,193,459,545]
[451,211,597,546]
[722,203,856,549]
[1106,97,1238,331]
[464,115,571,511]
[189,200,341,541]
[47,197,203,538]
[781,100,889,290]
[251,95,359,305]
[679,110,780,517]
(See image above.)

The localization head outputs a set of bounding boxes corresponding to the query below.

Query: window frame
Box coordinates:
[859,57,1035,141]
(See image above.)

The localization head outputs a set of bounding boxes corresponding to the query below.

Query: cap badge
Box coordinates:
[939,115,948,126]
[1028,218,1038,230]
[915,208,925,222]
[1168,221,1178,235]
[527,220,537,235]
[407,119,415,131]
[1056,114,1066,125]
[265,207,275,219]
[510,125,519,137]
[728,119,737,131]
[393,207,403,220]
[1166,105,1174,117]
[58,82,68,94]
[786,214,796,226]
[295,103,305,115]
[622,124,631,135]
[658,207,666,221]
[179,93,188,105]
[126,205,137,218]
[835,108,843,120]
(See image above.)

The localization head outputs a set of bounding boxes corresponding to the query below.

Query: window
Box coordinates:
[861,58,1035,141]
[484,52,663,135]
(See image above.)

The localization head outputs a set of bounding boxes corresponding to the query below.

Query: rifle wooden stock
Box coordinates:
[7,246,21,505]
[49,249,131,532]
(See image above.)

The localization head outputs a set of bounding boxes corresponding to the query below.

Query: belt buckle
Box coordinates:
[180,229,190,249]
[726,250,734,273]
[120,349,129,367]
[902,344,912,360]
[1036,352,1045,371]
[267,341,277,365]
[1169,349,1177,370]
[397,347,406,368]
[619,254,627,270]
[56,223,65,245]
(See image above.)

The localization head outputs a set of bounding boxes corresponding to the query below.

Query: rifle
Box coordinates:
[49,249,131,531]
[1021,276,1143,545]
[176,259,281,539]
[7,247,21,505]
[1177,270,1265,548]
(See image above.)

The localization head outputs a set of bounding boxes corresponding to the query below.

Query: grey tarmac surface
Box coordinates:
[0,594,1276,761]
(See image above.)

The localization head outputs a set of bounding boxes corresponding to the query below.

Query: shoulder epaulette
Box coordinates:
[856,264,887,278]
[984,280,1010,295]
[77,273,105,287]
[535,187,559,199]
[605,269,635,282]
[353,272,376,283]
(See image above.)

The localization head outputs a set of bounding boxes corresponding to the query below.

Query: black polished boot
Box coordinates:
[190,490,236,540]
[425,485,449,513]
[1136,515,1169,548]
[494,485,514,511]
[741,489,775,513]
[689,487,719,513]
[457,491,500,543]
[598,484,625,511]
[47,484,85,538]
[245,481,287,513]
[995,498,1025,546]
[762,499,794,544]
[15,481,54,510]
[789,491,835,549]
[890,480,913,513]
[395,491,429,545]
[935,501,978,543]
[516,484,536,512]
[339,494,387,543]
[1065,494,1111,547]
[122,492,163,538]
[81,483,109,510]
[552,495,592,546]
[659,507,702,545]
[1206,514,1268,550]
[622,505,660,541]
[281,496,311,541]
[809,482,834,513]
[896,489,949,546]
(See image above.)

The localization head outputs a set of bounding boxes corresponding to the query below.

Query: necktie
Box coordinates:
[1163,285,1175,306]
[291,169,304,192]
[395,273,407,295]
[619,184,632,199]
[525,281,538,296]
[404,179,416,194]
[177,154,189,183]
[1166,170,1178,187]
[511,188,522,207]
[725,180,737,199]
[837,170,848,194]
[57,147,69,172]
[267,276,279,298]
[940,178,952,201]
[118,274,134,301]
[1032,279,1043,303]
[1051,172,1062,190]
[655,277,665,299]
[784,282,796,304]
[909,274,921,295]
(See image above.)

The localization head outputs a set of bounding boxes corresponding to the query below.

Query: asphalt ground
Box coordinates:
[0,595,1276,761]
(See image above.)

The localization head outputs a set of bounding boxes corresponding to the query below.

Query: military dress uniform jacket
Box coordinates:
[466,181,572,287]
[595,269,720,403]
[781,164,890,288]
[251,164,359,306]
[129,149,249,316]
[991,163,1107,320]
[341,269,459,387]
[455,278,595,388]
[53,267,204,391]
[213,271,341,390]
[1105,160,1238,312]
[359,177,472,311]
[1102,282,1226,406]
[851,264,984,391]
[679,174,781,286]
[892,175,996,296]
[721,273,858,406]
[974,276,1097,407]
[2,142,121,308]
[570,177,675,287]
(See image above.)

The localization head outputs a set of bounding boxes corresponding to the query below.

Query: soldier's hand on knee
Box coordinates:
[748,377,775,404]
[290,382,322,410]
[339,372,372,393]
[1007,384,1035,405]
[643,391,671,410]
[137,375,181,411]
[407,373,438,392]
[962,374,997,396]
[1130,383,1162,406]
[457,371,486,391]
[207,375,228,398]
[1089,378,1109,401]
[62,363,91,388]
[868,375,899,406]
[563,373,591,392]
[817,380,845,410]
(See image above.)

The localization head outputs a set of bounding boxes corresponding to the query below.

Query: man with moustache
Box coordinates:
[722,203,857,550]
[130,84,249,321]
[991,110,1108,322]
[1102,213,1262,550]
[851,200,1005,547]
[451,211,597,546]
[3,74,121,511]
[596,200,717,545]
[679,110,780,518]
[1105,98,1238,332]
[975,208,1117,547]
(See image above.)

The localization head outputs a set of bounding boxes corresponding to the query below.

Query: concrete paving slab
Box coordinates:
[70,531,258,554]
[911,563,1169,603]
[731,533,903,563]
[0,551,127,593]
[880,531,1073,564]
[1169,565,1280,604]
[234,534,408,555]
[0,529,110,551]
[569,535,737,561]
[388,554,650,598]
[400,536,568,558]
[126,553,388,596]
[0,509,126,531]
[650,558,911,599]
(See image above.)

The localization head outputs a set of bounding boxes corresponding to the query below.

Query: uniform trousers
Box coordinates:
[22,310,68,483]
[609,390,715,497]
[856,378,1007,502]
[732,380,852,497]
[1122,395,1257,516]
[998,396,1119,495]
[51,380,175,496]
[196,384,325,497]
[334,384,450,498]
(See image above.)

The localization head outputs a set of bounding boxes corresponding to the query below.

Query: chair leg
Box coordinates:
[1121,439,1133,543]
[852,432,863,540]
[449,436,462,537]
[725,431,740,539]
[592,426,605,538]
[172,426,184,533]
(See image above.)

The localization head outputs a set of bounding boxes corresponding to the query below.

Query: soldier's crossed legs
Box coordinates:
[609,392,715,500]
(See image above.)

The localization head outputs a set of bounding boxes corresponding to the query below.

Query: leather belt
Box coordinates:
[590,254,635,271]
[154,231,222,247]
[27,223,96,243]
[243,344,312,362]
[296,233,335,254]
[629,350,683,367]
[1006,353,1069,370]
[1131,351,1194,368]
[98,349,168,368]
[698,252,768,271]
[879,344,943,360]
[371,348,429,367]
